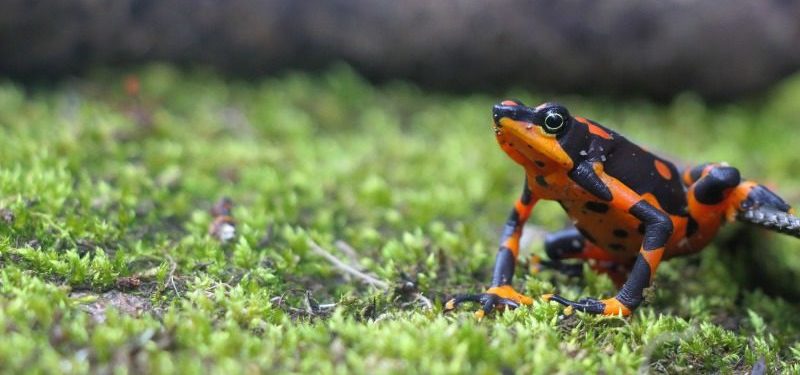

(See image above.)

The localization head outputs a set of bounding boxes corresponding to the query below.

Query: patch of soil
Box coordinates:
[71,290,158,323]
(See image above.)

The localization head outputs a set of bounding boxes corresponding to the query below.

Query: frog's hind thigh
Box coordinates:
[690,165,741,205]
[683,163,741,205]
[541,228,630,285]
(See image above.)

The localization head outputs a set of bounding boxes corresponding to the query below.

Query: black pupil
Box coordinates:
[545,113,563,129]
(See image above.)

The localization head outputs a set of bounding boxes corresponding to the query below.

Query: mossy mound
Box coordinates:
[0,65,799,373]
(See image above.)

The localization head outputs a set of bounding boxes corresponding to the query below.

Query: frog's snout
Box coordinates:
[493,101,533,126]
[492,105,514,126]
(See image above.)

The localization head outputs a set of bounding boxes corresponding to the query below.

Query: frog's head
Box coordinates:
[492,100,574,169]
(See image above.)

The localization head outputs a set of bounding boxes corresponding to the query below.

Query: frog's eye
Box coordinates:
[543,111,565,134]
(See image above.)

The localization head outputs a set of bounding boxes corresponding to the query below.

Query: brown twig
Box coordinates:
[334,240,360,264]
[308,239,390,289]
[309,239,437,311]
[165,255,181,297]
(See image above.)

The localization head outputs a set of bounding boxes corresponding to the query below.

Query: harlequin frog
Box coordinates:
[445,100,795,317]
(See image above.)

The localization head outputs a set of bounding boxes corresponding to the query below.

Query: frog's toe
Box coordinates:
[544,294,632,316]
[485,285,533,305]
[444,294,482,311]
[547,294,605,314]
[444,290,525,317]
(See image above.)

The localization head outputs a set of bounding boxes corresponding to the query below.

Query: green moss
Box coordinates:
[0,64,799,373]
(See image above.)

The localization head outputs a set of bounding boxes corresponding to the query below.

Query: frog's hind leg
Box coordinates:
[532,228,585,277]
[684,163,742,206]
[535,228,630,287]
[683,163,742,227]
[684,162,789,215]
[686,162,798,237]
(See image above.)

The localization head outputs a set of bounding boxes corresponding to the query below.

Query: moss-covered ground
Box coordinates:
[1,65,800,374]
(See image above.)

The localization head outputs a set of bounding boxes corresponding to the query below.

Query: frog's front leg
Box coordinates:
[546,168,674,316]
[445,176,538,317]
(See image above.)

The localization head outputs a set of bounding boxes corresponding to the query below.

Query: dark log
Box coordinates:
[1,0,799,100]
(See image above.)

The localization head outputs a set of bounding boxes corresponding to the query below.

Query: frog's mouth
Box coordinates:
[492,102,536,139]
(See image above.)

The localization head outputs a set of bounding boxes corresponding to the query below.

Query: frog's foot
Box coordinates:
[444,285,533,319]
[542,294,632,316]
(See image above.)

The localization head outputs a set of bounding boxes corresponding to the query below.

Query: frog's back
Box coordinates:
[561,117,688,217]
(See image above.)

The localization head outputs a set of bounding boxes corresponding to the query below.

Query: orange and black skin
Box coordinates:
[445,100,794,317]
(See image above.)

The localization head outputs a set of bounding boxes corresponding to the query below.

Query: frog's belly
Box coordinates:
[559,199,693,260]
[528,174,645,255]
[526,171,693,259]
[560,200,644,259]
